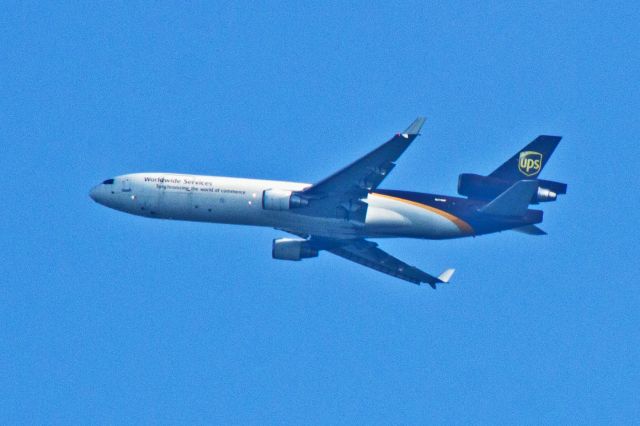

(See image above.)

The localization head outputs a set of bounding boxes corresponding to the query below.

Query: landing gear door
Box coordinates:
[121,178,132,192]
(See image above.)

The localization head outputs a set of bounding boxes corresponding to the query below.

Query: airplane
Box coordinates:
[89,118,566,288]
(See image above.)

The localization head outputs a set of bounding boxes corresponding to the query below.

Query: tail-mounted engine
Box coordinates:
[262,189,309,211]
[457,173,567,204]
[272,238,318,261]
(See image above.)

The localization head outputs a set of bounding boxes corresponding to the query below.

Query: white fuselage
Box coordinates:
[90,173,470,240]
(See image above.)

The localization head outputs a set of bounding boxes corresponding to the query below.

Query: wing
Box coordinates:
[325,239,454,289]
[297,117,426,221]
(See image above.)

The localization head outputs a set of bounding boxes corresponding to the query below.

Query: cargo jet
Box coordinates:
[90,118,566,288]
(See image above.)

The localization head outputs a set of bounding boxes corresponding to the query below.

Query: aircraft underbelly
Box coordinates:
[150,195,357,238]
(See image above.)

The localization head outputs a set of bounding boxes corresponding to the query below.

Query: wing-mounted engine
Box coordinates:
[458,173,567,204]
[262,189,309,211]
[272,238,318,261]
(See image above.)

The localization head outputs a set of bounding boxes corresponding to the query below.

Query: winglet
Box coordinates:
[438,268,455,283]
[403,117,426,135]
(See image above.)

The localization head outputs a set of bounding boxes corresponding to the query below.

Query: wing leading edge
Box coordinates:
[303,117,426,201]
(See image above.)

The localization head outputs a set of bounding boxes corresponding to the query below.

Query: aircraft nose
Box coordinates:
[89,185,101,203]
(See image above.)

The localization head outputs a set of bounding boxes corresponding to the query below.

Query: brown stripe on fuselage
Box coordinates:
[371,192,474,235]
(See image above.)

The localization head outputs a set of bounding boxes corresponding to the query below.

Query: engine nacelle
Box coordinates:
[535,187,557,202]
[262,189,309,211]
[272,238,318,261]
[457,173,566,203]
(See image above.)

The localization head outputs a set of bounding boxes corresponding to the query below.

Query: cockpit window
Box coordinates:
[102,179,115,185]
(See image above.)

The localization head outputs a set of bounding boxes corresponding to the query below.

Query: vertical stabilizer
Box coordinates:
[490,135,561,180]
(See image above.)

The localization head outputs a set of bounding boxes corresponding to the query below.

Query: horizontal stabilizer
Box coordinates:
[512,225,547,235]
[479,180,539,217]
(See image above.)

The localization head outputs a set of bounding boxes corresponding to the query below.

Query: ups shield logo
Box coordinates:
[518,151,543,176]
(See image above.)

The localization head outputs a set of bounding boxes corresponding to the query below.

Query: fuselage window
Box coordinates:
[102,179,115,185]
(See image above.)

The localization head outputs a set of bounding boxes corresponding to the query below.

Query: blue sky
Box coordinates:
[1,1,638,423]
